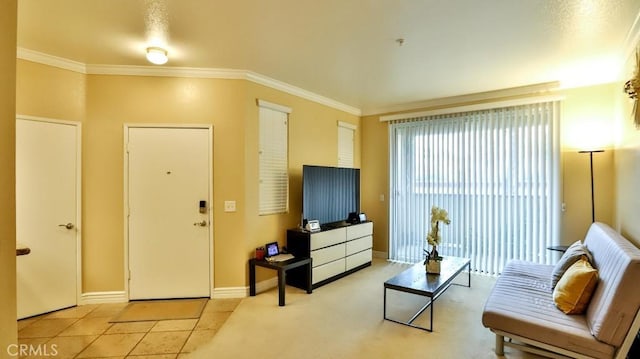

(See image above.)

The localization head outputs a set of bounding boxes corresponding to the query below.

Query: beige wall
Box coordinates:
[361,114,388,253]
[83,75,249,291]
[560,84,617,243]
[614,47,640,246]
[1,0,17,355]
[16,60,85,121]
[244,82,360,282]
[361,83,619,255]
[15,61,360,293]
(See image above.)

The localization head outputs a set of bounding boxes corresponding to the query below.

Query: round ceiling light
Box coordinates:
[146,46,168,65]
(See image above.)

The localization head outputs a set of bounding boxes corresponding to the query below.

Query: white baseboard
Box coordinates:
[79,278,281,303]
[373,250,388,259]
[212,277,279,299]
[79,291,128,305]
[212,287,246,299]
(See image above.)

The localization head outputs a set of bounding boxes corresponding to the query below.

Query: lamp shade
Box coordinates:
[146,47,168,65]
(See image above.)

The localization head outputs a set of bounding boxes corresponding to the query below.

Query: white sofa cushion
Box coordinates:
[482,260,614,358]
[584,223,640,347]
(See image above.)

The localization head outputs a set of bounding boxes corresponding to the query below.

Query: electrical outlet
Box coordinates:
[224,200,236,212]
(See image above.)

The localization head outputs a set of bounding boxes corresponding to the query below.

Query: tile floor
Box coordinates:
[17,298,241,358]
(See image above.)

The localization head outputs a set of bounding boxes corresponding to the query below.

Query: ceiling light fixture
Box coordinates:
[146,46,168,65]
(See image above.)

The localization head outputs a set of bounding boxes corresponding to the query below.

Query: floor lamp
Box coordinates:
[578,149,604,223]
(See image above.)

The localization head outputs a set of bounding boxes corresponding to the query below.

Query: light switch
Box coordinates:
[379,194,385,202]
[224,200,236,212]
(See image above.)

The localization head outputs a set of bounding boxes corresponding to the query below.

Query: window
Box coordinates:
[258,100,291,215]
[338,121,356,168]
[389,101,561,275]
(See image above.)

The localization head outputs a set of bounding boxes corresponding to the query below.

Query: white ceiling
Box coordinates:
[17,0,640,115]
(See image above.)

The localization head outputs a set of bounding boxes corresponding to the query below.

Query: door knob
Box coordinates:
[58,223,74,230]
[193,220,207,227]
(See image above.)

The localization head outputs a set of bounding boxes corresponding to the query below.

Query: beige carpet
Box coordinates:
[110,298,208,323]
[187,259,542,359]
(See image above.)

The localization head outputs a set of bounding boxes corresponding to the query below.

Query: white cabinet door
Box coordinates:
[311,244,346,267]
[346,221,373,240]
[313,259,346,284]
[346,249,373,271]
[310,227,346,250]
[346,235,372,256]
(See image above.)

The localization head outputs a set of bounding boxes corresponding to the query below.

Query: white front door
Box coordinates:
[16,118,80,319]
[127,126,211,299]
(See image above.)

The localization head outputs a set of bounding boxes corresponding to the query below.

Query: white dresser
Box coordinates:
[286,221,373,288]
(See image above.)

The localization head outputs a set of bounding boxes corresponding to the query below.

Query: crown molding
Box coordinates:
[245,71,361,116]
[16,47,361,116]
[366,81,561,117]
[86,64,247,79]
[380,94,565,122]
[17,47,87,73]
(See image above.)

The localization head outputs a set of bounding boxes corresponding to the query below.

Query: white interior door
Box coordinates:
[16,118,80,319]
[127,126,211,300]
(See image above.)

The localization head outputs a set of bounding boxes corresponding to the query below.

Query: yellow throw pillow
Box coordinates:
[553,256,599,314]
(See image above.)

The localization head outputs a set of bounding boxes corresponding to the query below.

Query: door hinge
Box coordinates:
[128,269,131,281]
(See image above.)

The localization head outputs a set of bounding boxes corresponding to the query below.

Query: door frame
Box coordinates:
[16,114,83,308]
[123,123,214,299]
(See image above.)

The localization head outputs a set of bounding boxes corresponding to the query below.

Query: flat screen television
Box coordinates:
[302,165,360,227]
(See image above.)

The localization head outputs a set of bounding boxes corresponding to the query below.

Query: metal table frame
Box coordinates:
[383,256,471,332]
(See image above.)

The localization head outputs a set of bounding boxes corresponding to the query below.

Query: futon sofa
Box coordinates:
[482,222,640,358]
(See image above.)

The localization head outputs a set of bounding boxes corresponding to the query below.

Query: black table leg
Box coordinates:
[430,296,433,331]
[278,268,286,306]
[249,257,312,306]
[249,259,256,296]
[383,287,387,319]
[306,260,313,294]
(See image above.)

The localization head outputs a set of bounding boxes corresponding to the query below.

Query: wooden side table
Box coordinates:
[249,257,312,306]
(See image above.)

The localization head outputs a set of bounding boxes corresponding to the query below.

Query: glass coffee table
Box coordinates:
[383,256,471,332]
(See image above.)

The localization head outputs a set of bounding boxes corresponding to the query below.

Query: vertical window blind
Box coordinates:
[258,100,290,215]
[389,101,561,275]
